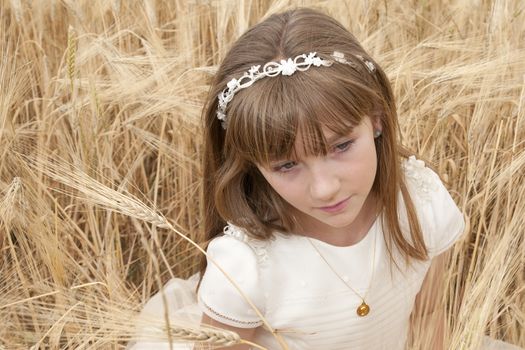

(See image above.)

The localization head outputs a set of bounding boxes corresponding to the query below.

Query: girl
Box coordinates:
[195,8,454,350]
[129,7,520,350]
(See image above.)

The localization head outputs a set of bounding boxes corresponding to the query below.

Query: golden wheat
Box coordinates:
[0,0,523,349]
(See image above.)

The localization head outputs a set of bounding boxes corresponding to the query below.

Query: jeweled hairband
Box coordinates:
[216,51,376,128]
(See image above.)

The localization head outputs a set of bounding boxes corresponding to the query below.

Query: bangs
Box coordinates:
[224,63,379,165]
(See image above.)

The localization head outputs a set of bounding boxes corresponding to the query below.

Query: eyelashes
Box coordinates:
[273,161,297,172]
[272,139,355,173]
[333,140,354,152]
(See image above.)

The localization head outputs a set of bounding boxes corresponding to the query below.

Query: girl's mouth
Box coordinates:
[317,196,351,213]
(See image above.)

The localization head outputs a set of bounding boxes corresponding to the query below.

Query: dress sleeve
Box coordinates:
[198,234,265,329]
[403,156,466,259]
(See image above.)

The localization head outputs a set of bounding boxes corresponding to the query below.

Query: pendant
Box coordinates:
[356,301,370,317]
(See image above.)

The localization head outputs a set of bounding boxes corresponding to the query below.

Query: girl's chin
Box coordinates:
[306,212,361,231]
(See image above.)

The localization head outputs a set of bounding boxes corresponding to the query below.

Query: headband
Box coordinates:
[216,51,376,128]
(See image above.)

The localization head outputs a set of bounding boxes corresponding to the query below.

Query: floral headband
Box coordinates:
[216,51,376,128]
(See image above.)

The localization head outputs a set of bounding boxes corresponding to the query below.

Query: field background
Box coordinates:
[0,0,524,349]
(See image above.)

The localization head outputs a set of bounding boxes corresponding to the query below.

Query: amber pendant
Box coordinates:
[356,301,370,317]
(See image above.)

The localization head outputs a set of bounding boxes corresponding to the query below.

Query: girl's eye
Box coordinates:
[333,140,354,153]
[273,161,297,172]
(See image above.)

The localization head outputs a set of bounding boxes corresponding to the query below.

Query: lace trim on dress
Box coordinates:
[402,156,438,201]
[223,224,269,263]
[200,298,263,326]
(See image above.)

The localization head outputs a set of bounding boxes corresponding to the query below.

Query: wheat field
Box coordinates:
[0,0,524,349]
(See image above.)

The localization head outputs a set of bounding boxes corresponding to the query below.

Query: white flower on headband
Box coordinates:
[280,58,297,76]
[227,79,238,90]
[249,65,260,74]
[216,51,376,128]
[332,51,348,64]
[355,54,376,73]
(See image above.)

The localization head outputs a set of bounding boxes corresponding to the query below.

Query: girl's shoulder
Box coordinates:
[401,155,441,202]
[400,155,466,257]
[217,223,271,263]
[198,223,269,328]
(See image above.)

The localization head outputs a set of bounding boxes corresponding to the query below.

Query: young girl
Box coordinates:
[129,7,520,350]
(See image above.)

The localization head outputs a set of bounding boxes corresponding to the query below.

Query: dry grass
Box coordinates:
[0,0,523,349]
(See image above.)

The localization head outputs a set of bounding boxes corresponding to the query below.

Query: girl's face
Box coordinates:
[256,117,379,238]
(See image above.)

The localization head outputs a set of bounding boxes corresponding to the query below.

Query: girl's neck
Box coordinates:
[292,193,380,247]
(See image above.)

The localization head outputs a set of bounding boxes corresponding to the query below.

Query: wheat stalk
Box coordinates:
[24,153,288,349]
[163,325,240,347]
[66,25,77,92]
[0,177,23,227]
[8,0,23,23]
[140,324,269,350]
[1,1,524,348]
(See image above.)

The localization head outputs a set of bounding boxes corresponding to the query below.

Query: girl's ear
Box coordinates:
[371,113,383,133]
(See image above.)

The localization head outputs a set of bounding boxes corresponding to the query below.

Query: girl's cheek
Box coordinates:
[274,172,300,186]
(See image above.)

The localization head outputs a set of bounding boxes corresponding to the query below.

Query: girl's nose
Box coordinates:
[308,162,341,202]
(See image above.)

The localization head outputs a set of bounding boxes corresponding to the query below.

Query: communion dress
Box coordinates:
[128,156,522,350]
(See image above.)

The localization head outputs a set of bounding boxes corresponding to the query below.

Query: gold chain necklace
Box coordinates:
[307,219,378,317]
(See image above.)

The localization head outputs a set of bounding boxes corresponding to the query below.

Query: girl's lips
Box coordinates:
[317,196,351,213]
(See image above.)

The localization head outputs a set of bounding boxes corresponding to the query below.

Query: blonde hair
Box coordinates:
[199,8,428,278]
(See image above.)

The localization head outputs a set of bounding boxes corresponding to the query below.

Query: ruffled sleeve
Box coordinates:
[197,225,265,328]
[402,156,466,259]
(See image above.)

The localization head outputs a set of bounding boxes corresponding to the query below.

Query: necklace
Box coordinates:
[307,217,378,317]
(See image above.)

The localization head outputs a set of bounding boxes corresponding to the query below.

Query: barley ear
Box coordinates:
[164,325,241,347]
[67,25,77,92]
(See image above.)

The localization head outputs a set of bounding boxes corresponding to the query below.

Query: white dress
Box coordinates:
[128,156,522,350]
